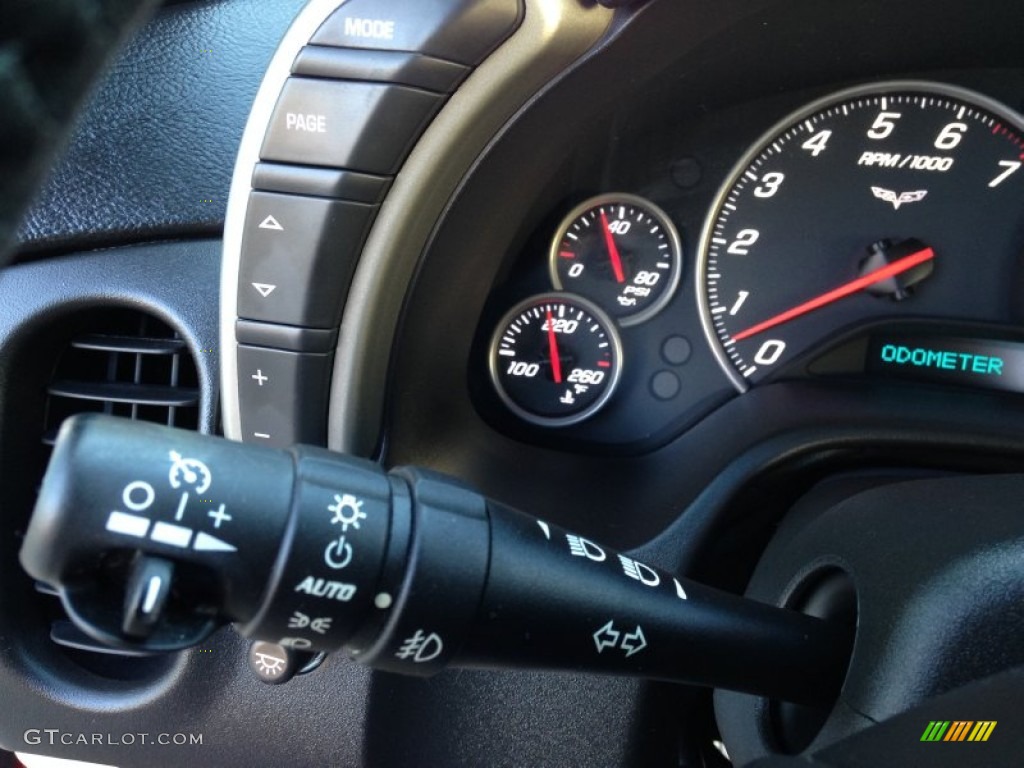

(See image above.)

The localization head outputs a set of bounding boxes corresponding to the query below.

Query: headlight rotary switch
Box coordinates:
[20,415,850,705]
[238,449,394,652]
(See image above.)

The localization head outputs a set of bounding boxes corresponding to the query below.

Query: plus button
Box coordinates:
[208,504,233,529]
[251,369,269,386]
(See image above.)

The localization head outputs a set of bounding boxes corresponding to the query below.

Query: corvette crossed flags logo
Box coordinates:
[871,186,928,210]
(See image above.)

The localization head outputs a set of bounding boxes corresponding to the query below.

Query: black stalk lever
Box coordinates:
[20,415,847,705]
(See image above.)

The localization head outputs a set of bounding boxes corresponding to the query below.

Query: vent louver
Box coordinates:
[37,309,201,660]
[43,313,200,443]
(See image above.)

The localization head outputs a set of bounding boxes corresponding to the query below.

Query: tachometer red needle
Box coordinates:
[732,246,935,341]
[545,309,563,384]
[599,210,626,284]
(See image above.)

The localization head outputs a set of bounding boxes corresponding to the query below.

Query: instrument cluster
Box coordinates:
[473,80,1024,450]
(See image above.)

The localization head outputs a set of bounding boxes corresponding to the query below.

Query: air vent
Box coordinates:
[37,309,201,662]
[43,311,200,444]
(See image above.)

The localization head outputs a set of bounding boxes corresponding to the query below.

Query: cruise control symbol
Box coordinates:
[328,494,366,532]
[168,451,212,494]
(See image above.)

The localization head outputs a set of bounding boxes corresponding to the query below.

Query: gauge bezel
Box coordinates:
[695,79,1024,393]
[488,292,624,428]
[549,193,683,327]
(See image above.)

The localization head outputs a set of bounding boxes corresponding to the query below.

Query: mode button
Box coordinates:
[310,0,523,66]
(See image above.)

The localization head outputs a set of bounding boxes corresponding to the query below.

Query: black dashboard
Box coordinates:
[1,1,1023,766]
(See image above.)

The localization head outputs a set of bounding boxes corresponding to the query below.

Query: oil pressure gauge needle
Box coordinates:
[599,210,627,284]
[732,245,935,341]
[545,309,564,384]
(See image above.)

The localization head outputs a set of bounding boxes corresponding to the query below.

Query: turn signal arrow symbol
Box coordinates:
[593,621,648,657]
[621,626,647,657]
[593,620,621,653]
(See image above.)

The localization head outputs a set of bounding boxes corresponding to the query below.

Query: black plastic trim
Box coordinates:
[235,319,340,353]
[252,163,392,203]
[292,46,470,92]
[47,381,199,408]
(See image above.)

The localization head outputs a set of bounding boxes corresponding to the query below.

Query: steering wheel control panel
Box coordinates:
[21,415,847,705]
[473,80,1024,448]
[224,0,524,448]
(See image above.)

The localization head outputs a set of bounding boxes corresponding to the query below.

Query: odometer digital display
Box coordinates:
[697,81,1024,390]
[868,334,1024,394]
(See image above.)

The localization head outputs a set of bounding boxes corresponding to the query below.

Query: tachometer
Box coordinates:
[489,294,622,427]
[697,81,1024,390]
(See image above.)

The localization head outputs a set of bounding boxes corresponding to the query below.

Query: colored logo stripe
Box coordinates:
[944,721,973,741]
[921,720,996,742]
[968,722,997,742]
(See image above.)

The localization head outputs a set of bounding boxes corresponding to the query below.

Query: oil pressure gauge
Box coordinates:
[550,194,682,325]
[489,294,622,427]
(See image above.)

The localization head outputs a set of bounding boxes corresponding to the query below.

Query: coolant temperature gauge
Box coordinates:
[489,294,622,427]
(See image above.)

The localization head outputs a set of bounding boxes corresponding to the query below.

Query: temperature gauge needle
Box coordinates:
[545,310,563,384]
[599,210,626,284]
[732,246,936,341]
